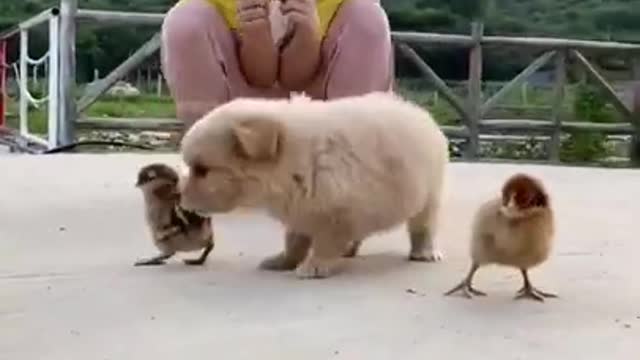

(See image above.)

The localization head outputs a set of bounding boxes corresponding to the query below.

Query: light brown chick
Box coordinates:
[134,163,214,266]
[445,173,557,302]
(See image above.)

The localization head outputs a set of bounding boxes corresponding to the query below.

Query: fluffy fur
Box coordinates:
[134,163,215,266]
[178,91,449,279]
[445,173,557,302]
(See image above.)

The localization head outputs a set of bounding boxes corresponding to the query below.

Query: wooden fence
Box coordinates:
[393,24,640,164]
[76,17,640,165]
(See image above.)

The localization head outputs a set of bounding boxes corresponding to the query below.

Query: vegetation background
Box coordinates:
[2,0,639,81]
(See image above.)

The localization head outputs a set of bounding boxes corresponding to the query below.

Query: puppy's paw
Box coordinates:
[259,253,299,271]
[295,258,339,279]
[342,241,361,258]
[409,249,444,262]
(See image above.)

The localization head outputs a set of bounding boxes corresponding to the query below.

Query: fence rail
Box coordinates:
[1,1,639,166]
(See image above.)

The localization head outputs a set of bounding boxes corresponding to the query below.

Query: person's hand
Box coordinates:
[237,0,271,34]
[280,0,320,37]
[236,0,279,88]
[278,0,322,91]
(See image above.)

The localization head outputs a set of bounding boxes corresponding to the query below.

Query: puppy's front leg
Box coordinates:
[295,232,349,279]
[259,231,311,271]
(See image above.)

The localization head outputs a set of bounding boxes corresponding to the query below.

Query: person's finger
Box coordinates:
[284,11,306,25]
[281,8,312,26]
[281,0,316,14]
[238,7,269,24]
[237,0,268,12]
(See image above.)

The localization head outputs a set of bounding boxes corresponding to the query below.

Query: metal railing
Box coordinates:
[0,7,61,148]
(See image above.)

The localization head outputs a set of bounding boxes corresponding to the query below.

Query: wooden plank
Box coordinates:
[391,32,474,47]
[75,9,165,25]
[571,50,632,118]
[559,121,634,134]
[631,80,640,166]
[77,117,182,131]
[440,125,468,138]
[465,22,484,159]
[480,50,556,116]
[477,119,634,134]
[549,51,567,162]
[77,32,162,113]
[390,32,640,52]
[483,36,640,52]
[396,43,470,122]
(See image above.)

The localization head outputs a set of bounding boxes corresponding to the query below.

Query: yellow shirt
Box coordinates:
[198,0,344,38]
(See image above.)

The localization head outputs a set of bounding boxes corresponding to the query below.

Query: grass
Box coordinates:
[5,93,176,134]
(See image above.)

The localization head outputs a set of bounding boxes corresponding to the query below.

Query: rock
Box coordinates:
[106,81,141,97]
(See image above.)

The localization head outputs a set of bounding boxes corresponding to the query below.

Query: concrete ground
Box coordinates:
[1,153,639,360]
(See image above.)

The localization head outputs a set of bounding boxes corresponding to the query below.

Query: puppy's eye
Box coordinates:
[192,164,208,178]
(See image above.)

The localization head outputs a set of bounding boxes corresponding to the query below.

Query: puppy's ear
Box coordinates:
[231,117,282,161]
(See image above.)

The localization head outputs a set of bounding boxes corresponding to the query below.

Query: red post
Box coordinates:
[0,40,6,127]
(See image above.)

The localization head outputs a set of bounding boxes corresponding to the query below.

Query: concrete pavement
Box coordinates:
[1,153,639,359]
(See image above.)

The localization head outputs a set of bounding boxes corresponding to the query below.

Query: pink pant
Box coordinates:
[161,0,394,126]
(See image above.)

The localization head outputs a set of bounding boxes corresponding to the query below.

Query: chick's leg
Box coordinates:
[515,269,557,302]
[134,253,174,266]
[184,241,214,266]
[444,263,487,298]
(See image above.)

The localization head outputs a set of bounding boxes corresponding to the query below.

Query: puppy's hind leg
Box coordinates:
[259,231,311,271]
[407,194,444,262]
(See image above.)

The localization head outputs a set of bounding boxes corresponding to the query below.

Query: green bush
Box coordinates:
[560,83,611,162]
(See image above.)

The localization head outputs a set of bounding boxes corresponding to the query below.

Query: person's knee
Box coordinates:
[338,0,390,40]
[162,1,213,50]
[320,0,392,98]
[161,1,230,124]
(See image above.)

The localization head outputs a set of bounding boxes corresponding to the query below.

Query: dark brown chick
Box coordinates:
[134,163,214,266]
[445,173,557,302]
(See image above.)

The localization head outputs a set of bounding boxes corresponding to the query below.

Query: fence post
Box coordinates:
[549,50,567,162]
[47,13,60,148]
[0,40,6,127]
[19,30,29,135]
[466,21,484,160]
[631,60,640,166]
[58,0,77,146]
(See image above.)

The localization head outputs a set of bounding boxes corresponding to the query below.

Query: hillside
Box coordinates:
[3,0,640,41]
[384,0,640,42]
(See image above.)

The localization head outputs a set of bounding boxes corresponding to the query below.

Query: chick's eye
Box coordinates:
[192,164,209,178]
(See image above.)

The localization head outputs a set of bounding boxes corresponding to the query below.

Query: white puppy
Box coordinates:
[179,91,449,279]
